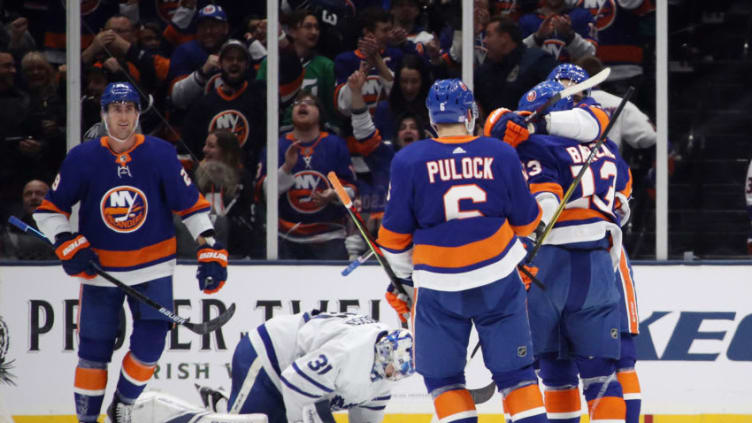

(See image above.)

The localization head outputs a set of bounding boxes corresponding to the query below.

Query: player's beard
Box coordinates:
[220,68,246,90]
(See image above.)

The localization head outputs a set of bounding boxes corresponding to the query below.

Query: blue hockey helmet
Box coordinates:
[518,80,574,114]
[547,63,590,97]
[101,82,141,112]
[373,329,415,382]
[426,78,478,131]
[547,63,589,84]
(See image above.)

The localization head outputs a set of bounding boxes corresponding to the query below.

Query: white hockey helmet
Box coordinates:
[373,329,415,381]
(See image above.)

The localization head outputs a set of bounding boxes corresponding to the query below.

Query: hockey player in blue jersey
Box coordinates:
[503,80,630,423]
[377,78,550,423]
[33,82,228,423]
[226,310,414,423]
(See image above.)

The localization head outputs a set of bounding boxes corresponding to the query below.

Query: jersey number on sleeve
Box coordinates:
[443,184,486,221]
[570,160,617,215]
[307,354,333,375]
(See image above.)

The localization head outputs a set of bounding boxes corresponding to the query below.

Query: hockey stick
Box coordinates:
[523,67,611,124]
[525,86,635,264]
[326,172,410,301]
[342,250,374,276]
[326,175,497,404]
[8,216,236,335]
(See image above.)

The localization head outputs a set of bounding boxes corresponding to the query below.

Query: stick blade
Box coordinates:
[469,382,496,404]
[183,302,236,335]
[327,171,352,208]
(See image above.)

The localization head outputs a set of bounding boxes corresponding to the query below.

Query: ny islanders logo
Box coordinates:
[100,186,148,233]
[209,110,250,147]
[578,0,617,31]
[287,170,329,214]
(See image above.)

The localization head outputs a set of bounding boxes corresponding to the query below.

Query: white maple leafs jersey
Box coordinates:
[248,312,394,423]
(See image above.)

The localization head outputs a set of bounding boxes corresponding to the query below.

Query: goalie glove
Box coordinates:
[196,237,228,294]
[385,279,413,323]
[53,232,99,279]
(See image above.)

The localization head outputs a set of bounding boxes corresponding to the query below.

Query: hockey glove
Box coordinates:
[53,232,99,279]
[518,264,538,291]
[385,280,413,323]
[196,239,228,294]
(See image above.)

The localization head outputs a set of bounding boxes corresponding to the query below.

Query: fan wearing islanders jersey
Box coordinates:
[509,80,631,423]
[256,91,356,260]
[377,79,550,423]
[33,82,228,423]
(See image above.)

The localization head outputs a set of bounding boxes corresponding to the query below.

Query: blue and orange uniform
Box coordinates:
[34,133,214,422]
[378,80,551,423]
[518,132,631,423]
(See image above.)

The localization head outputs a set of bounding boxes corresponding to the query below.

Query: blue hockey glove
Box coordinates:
[196,239,228,294]
[54,232,99,279]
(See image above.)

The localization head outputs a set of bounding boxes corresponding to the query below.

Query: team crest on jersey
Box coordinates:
[287,170,329,214]
[209,110,249,147]
[81,0,101,16]
[526,89,537,103]
[578,0,617,31]
[100,186,148,233]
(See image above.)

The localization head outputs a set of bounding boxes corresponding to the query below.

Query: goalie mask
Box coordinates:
[372,329,415,381]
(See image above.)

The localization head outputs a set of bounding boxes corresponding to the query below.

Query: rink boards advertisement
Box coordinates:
[1,262,751,421]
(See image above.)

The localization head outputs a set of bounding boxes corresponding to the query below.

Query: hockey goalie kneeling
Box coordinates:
[132,391,267,423]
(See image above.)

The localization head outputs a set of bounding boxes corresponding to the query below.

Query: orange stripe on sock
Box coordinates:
[122,352,156,382]
[434,389,476,419]
[545,387,581,413]
[74,367,107,390]
[587,396,626,420]
[505,384,545,416]
[617,370,641,395]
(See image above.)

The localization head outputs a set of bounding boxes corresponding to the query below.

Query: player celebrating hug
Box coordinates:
[495,80,632,423]
[377,79,550,423]
[33,82,228,423]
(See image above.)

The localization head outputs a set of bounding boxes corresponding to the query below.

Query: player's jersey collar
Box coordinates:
[431,135,479,144]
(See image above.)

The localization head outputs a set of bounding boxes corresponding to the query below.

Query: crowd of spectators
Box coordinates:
[0,0,656,261]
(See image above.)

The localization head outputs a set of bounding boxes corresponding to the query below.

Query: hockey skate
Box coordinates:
[105,394,133,423]
[195,383,229,412]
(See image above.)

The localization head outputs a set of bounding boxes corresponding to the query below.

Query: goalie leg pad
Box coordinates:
[132,391,269,423]
[228,333,284,420]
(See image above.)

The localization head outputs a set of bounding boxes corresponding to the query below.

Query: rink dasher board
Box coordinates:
[1,263,751,416]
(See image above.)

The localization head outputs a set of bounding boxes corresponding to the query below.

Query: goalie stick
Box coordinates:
[8,216,236,335]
